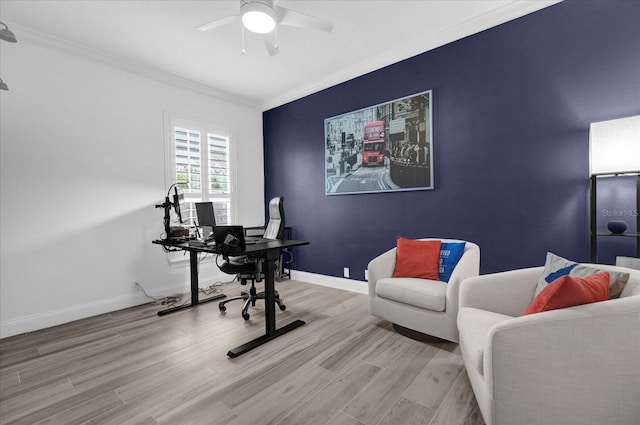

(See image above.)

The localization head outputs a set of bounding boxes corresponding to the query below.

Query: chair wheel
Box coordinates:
[279,304,286,311]
[219,305,226,312]
[242,312,250,320]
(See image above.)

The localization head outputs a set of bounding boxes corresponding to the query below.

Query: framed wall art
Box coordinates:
[324,89,433,195]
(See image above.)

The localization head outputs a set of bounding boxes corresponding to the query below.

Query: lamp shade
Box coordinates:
[590,115,640,174]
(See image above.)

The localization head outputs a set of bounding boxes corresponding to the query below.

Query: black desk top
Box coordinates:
[152,238,309,255]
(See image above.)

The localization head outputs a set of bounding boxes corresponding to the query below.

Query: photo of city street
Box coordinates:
[325,90,433,195]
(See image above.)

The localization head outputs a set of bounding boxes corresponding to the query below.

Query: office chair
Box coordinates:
[218,196,287,320]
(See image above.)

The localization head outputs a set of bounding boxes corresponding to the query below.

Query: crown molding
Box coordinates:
[6,21,262,110]
[260,0,562,111]
[4,0,562,113]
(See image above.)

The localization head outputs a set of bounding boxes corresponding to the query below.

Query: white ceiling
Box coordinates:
[1,0,560,110]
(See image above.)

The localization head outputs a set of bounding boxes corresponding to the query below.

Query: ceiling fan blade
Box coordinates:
[276,7,333,33]
[197,14,240,32]
[263,31,279,56]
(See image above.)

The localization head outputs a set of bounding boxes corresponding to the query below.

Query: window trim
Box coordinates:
[163,111,238,266]
[164,111,238,225]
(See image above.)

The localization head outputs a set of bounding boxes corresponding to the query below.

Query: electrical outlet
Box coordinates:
[343,267,350,278]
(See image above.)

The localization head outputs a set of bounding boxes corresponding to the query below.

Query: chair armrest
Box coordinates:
[459,267,543,316]
[367,247,397,295]
[484,296,640,424]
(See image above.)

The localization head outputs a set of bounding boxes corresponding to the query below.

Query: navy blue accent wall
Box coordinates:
[263,0,640,279]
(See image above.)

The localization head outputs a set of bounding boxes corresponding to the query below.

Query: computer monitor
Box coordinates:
[155,184,188,240]
[172,187,184,224]
[195,202,216,228]
[195,201,216,240]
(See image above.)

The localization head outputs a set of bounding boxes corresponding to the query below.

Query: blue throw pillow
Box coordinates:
[439,242,466,282]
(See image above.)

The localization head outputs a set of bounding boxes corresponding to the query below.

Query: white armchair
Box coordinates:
[367,238,480,342]
[457,264,640,425]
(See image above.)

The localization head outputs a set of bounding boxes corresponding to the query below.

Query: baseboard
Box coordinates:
[0,282,189,339]
[0,271,367,339]
[289,270,368,294]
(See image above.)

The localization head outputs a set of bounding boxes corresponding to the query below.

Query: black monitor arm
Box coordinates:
[155,196,175,238]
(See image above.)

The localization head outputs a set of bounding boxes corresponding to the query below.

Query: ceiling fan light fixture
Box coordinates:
[241,2,276,34]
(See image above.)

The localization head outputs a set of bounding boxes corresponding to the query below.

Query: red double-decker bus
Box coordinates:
[362,121,385,166]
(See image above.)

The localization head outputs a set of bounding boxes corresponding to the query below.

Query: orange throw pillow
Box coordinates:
[523,272,610,315]
[392,237,441,280]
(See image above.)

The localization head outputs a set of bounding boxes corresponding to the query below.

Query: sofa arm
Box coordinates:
[459,267,543,317]
[485,296,640,425]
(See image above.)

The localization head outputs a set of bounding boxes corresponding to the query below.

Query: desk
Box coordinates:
[152,238,309,357]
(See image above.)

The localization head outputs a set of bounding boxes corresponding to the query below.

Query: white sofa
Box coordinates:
[368,238,480,342]
[457,263,640,425]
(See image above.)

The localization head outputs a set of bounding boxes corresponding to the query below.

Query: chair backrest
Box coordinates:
[263,197,285,240]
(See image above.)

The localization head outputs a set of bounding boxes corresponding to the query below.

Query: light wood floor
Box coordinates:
[0,280,484,425]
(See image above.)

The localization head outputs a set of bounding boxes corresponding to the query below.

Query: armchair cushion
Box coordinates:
[392,237,440,280]
[523,272,610,315]
[376,277,446,311]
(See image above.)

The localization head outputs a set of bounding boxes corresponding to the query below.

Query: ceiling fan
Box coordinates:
[197,0,333,56]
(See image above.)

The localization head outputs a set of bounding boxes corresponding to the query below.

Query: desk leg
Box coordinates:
[227,249,305,357]
[264,255,276,335]
[157,250,225,316]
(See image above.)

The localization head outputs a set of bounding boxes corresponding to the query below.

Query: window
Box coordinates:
[166,113,235,227]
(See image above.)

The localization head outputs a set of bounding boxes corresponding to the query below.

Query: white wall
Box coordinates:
[0,34,265,338]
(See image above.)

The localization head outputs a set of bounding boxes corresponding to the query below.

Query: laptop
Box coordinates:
[213,225,247,255]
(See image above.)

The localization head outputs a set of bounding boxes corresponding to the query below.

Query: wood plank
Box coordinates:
[0,379,77,424]
[155,400,235,425]
[342,342,439,424]
[0,371,20,392]
[403,346,465,410]
[31,391,124,425]
[231,364,336,425]
[360,327,413,368]
[378,396,436,425]
[276,362,381,425]
[325,412,366,425]
[0,281,485,425]
[429,370,485,425]
[220,327,357,410]
[319,324,390,373]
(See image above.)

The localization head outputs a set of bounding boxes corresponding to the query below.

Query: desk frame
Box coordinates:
[152,239,309,357]
[153,246,226,316]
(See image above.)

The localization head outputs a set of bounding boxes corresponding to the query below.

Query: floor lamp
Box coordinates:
[589,115,640,262]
